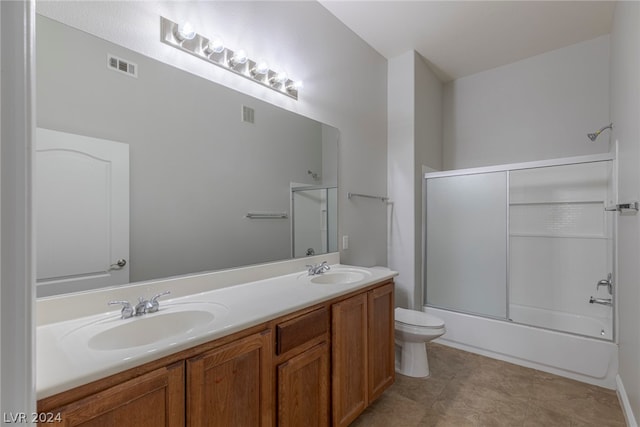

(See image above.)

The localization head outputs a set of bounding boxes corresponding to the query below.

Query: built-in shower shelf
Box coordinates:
[509,200,605,206]
[510,233,608,240]
[510,201,607,237]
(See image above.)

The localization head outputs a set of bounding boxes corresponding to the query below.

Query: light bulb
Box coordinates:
[229,49,248,67]
[252,60,269,76]
[271,71,288,86]
[287,80,303,91]
[206,37,225,54]
[175,22,196,41]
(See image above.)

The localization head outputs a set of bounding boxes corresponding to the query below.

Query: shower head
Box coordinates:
[587,123,613,142]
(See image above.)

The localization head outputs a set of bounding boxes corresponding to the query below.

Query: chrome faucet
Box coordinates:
[306,261,330,276]
[589,296,612,306]
[109,291,171,319]
[596,273,613,295]
[146,291,171,313]
[134,297,149,316]
[108,300,135,319]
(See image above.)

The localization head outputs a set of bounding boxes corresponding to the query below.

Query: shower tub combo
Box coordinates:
[424,153,618,388]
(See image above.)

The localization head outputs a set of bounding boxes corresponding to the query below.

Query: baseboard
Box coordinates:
[617,374,638,427]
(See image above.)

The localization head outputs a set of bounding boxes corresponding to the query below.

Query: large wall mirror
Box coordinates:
[36,15,339,297]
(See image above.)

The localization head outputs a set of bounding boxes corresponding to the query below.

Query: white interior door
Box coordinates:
[36,128,129,297]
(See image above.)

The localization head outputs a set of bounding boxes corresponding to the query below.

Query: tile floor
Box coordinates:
[351,343,626,427]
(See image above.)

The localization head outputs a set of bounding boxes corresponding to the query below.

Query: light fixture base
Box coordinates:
[160,17,299,100]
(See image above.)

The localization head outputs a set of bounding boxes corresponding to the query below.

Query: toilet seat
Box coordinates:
[395,307,444,329]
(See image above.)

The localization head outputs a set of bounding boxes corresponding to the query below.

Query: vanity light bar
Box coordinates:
[160,17,300,100]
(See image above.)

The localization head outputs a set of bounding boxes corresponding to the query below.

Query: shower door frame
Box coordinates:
[423,151,617,342]
[290,185,338,258]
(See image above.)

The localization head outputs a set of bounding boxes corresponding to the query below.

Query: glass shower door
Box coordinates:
[508,161,614,339]
[425,172,508,318]
[424,159,615,340]
[291,186,337,258]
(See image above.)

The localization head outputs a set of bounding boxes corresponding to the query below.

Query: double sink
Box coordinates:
[63,266,371,352]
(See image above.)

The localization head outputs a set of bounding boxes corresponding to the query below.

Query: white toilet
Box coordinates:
[394,307,446,378]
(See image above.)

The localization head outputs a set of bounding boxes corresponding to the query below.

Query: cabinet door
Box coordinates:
[331,292,368,427]
[45,362,184,427]
[277,341,329,427]
[368,282,395,402]
[186,330,273,427]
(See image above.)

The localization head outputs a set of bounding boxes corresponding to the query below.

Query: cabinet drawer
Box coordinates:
[276,307,329,355]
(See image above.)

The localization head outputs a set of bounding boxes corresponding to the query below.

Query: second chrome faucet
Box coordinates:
[109,291,171,319]
[306,261,330,276]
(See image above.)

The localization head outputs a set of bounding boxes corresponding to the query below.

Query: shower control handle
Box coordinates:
[596,273,613,295]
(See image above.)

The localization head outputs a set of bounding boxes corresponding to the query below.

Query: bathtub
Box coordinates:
[508,303,613,340]
[426,306,618,389]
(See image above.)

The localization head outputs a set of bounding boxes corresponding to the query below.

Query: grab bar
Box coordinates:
[245,212,288,219]
[348,192,389,203]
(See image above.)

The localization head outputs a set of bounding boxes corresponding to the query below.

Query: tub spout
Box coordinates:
[589,296,612,306]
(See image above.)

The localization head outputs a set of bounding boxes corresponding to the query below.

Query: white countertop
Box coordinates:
[37,263,397,399]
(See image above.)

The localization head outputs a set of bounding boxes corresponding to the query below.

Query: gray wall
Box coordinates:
[413,54,443,308]
[387,51,443,309]
[611,1,640,422]
[37,15,326,282]
[36,1,389,270]
[443,35,611,169]
[388,51,416,308]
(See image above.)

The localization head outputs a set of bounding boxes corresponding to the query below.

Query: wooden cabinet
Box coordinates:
[277,342,330,427]
[332,292,368,427]
[332,282,395,427]
[275,307,330,427]
[186,330,272,427]
[40,362,185,427]
[276,307,329,355]
[368,282,395,402]
[38,279,394,427]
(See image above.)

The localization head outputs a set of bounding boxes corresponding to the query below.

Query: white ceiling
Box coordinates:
[319,1,616,82]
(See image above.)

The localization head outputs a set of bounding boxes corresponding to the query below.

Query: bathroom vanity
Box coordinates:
[36,263,396,426]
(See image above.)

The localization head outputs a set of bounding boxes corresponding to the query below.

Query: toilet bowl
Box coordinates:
[394,307,445,378]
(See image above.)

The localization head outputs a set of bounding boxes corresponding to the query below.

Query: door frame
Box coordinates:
[0,0,36,419]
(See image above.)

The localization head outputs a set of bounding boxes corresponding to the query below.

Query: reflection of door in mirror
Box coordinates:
[36,128,130,297]
[292,187,338,258]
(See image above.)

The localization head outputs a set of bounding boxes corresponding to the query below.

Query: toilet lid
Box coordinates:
[395,307,444,328]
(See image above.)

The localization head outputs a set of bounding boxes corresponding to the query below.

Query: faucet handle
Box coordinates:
[596,273,613,295]
[135,297,150,316]
[108,300,134,319]
[306,262,330,275]
[148,291,170,313]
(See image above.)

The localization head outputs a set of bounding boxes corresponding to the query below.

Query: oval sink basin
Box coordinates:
[88,310,215,351]
[309,269,370,285]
